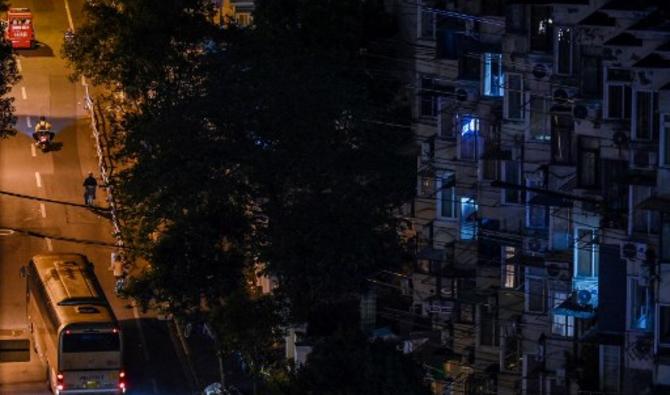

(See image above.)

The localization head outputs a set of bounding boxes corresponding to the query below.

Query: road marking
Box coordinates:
[39,203,46,218]
[132,303,151,362]
[151,378,158,394]
[0,229,15,236]
[64,0,75,31]
[81,75,86,87]
[20,87,26,100]
[26,116,32,128]
[45,238,53,251]
[34,172,42,188]
[30,143,36,157]
[16,59,21,73]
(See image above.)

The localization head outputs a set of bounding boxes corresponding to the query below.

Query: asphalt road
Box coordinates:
[0,1,192,394]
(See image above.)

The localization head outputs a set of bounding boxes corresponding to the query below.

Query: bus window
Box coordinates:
[62,332,120,353]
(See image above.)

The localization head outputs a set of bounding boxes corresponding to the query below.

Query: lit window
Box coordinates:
[460,197,478,240]
[459,115,481,160]
[552,291,574,336]
[530,6,553,52]
[629,277,651,331]
[501,246,518,288]
[482,53,504,97]
[574,228,598,278]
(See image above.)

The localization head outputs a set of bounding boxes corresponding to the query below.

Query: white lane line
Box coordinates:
[151,378,158,394]
[34,172,42,188]
[45,238,53,251]
[16,59,21,73]
[30,143,36,157]
[80,75,86,87]
[39,203,46,218]
[26,116,32,128]
[132,304,151,362]
[64,0,75,31]
[20,86,26,100]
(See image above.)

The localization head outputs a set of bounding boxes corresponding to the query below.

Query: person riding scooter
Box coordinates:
[32,116,54,146]
[83,171,98,205]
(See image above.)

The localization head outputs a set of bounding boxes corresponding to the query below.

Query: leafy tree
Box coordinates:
[62,0,218,100]
[0,0,20,138]
[271,331,431,395]
[235,0,416,323]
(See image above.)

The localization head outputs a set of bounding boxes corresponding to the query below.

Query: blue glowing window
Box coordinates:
[460,197,478,240]
[483,53,504,97]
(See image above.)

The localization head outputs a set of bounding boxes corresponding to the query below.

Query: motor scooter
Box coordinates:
[34,130,53,152]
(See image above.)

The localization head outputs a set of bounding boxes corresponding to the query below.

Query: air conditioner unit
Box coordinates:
[572,101,602,124]
[532,62,552,80]
[455,86,479,103]
[524,237,548,255]
[552,87,577,108]
[621,241,647,261]
[428,300,454,315]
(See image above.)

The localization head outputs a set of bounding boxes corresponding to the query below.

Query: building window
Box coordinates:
[551,113,573,163]
[436,97,455,139]
[599,345,620,393]
[501,160,521,204]
[658,305,670,346]
[528,95,550,141]
[526,276,545,313]
[605,69,632,119]
[574,228,598,278]
[419,176,434,196]
[581,55,602,98]
[420,76,436,117]
[629,277,651,331]
[552,291,575,336]
[550,208,570,251]
[437,172,456,219]
[555,27,572,75]
[459,115,481,160]
[577,136,600,189]
[482,53,504,97]
[663,219,670,262]
[501,246,519,288]
[633,90,655,141]
[530,5,553,52]
[631,185,660,235]
[460,303,474,323]
[505,73,523,120]
[419,6,436,40]
[460,197,478,240]
[661,114,670,167]
[479,308,499,346]
[526,178,547,229]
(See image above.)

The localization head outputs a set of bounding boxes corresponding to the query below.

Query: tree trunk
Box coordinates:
[217,350,226,389]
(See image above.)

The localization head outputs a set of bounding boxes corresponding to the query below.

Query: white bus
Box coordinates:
[24,254,126,394]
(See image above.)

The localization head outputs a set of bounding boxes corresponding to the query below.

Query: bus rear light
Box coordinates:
[119,381,126,392]
[119,370,125,378]
[113,327,119,334]
[56,371,64,391]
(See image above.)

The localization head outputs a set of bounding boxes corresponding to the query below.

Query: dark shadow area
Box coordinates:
[40,141,63,153]
[14,43,55,58]
[0,339,30,362]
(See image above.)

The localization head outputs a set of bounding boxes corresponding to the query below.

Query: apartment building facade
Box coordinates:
[395,0,670,393]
